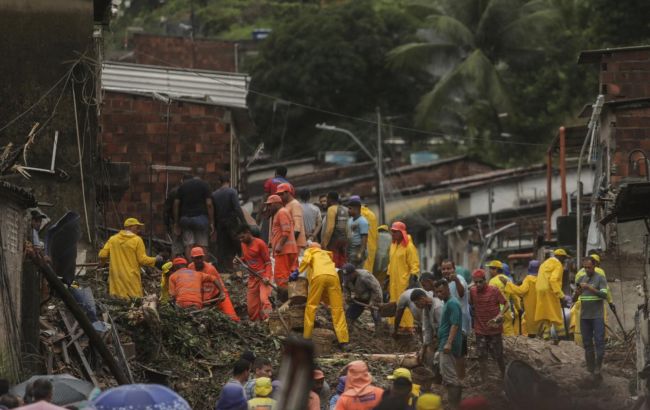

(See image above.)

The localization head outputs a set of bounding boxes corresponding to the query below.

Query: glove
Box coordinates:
[154,255,164,269]
[561,295,572,307]
[408,274,420,289]
[289,270,300,281]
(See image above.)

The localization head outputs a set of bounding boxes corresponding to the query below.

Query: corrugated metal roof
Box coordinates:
[101,62,249,109]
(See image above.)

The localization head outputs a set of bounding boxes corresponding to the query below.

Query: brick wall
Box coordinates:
[599,49,650,100]
[100,91,232,237]
[132,33,256,72]
[610,106,650,185]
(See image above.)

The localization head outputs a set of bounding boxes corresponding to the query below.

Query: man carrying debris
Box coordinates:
[168,257,222,309]
[98,217,162,298]
[238,225,273,321]
[469,269,507,382]
[188,247,239,321]
[340,263,383,331]
[298,243,349,347]
[267,194,297,289]
[573,257,608,380]
[535,249,570,342]
[412,280,463,407]
[388,222,420,333]
[346,197,369,268]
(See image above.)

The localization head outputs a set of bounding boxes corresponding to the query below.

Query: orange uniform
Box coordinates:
[168,268,214,309]
[189,261,240,321]
[241,237,273,321]
[335,361,384,410]
[271,207,297,288]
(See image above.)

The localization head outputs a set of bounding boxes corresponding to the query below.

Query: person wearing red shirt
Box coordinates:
[168,257,220,309]
[188,247,240,321]
[267,195,298,289]
[468,269,507,382]
[238,225,273,321]
[263,166,290,196]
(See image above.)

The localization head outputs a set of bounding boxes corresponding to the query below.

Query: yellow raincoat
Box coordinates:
[505,275,539,336]
[534,256,565,336]
[361,206,378,273]
[159,262,173,303]
[299,246,349,343]
[489,274,522,336]
[99,230,157,298]
[387,235,420,329]
[571,267,610,345]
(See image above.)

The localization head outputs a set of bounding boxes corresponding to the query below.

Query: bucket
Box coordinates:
[268,312,289,336]
[312,328,335,356]
[288,304,306,330]
[288,278,308,305]
[378,302,396,318]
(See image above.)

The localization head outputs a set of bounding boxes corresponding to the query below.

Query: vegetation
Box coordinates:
[108,0,650,165]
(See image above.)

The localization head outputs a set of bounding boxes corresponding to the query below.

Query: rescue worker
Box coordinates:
[486,260,521,336]
[188,247,239,321]
[322,191,350,267]
[98,217,162,298]
[238,224,273,321]
[387,222,420,333]
[297,243,349,346]
[335,360,384,410]
[572,253,612,345]
[535,249,570,342]
[267,194,297,288]
[277,183,307,253]
[340,263,383,330]
[573,257,609,380]
[159,261,173,303]
[247,377,276,410]
[168,257,223,309]
[373,225,392,284]
[499,260,540,337]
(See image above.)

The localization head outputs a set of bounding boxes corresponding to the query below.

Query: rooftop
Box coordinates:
[578,44,650,64]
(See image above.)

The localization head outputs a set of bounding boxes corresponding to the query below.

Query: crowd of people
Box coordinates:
[91,166,613,408]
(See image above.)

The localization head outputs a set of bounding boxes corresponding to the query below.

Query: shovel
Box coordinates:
[234,256,279,291]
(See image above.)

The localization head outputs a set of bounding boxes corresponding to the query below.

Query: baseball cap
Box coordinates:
[313,369,325,380]
[486,260,503,269]
[190,247,205,257]
[172,257,187,266]
[387,368,412,381]
[275,183,293,194]
[553,248,569,257]
[589,254,601,263]
[472,269,486,280]
[124,217,144,227]
[265,195,283,204]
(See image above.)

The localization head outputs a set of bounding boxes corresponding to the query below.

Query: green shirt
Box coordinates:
[437,297,463,356]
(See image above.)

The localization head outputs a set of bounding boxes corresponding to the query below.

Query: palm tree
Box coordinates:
[388,0,559,133]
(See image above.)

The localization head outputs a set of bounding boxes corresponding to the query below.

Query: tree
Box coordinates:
[387,0,559,158]
[248,0,428,158]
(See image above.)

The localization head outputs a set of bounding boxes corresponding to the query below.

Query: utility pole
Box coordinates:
[488,185,494,233]
[376,107,386,225]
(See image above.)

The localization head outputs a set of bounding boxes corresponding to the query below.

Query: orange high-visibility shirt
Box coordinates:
[168,268,214,308]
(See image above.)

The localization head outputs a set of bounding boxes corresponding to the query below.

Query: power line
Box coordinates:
[127,51,549,147]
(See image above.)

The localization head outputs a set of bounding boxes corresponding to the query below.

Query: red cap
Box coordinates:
[275,183,293,194]
[313,369,325,380]
[190,247,205,257]
[471,269,486,280]
[172,257,187,266]
[265,195,283,204]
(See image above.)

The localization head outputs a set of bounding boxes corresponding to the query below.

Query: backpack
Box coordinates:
[333,205,350,240]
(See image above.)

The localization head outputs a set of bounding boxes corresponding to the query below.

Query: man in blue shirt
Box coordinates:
[411,279,463,407]
[347,198,369,268]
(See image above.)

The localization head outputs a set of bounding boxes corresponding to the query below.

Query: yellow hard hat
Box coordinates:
[486,260,503,270]
[589,254,601,263]
[416,393,442,410]
[161,261,173,274]
[124,217,144,227]
[254,377,273,397]
[387,367,412,381]
[553,248,568,257]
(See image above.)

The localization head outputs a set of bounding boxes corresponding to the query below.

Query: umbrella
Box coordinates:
[93,384,190,410]
[17,401,68,410]
[10,374,95,406]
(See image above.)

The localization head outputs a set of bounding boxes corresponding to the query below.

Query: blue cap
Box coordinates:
[528,260,540,275]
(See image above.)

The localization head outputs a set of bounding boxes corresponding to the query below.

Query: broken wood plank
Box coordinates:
[60,309,99,386]
[61,340,70,365]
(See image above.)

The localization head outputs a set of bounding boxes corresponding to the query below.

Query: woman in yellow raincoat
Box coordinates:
[387,222,420,331]
[299,243,349,345]
[535,249,569,340]
[502,260,541,336]
[487,260,522,336]
[98,218,159,298]
[360,204,378,274]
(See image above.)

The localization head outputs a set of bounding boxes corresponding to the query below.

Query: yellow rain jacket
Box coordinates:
[99,230,156,298]
[387,235,420,328]
[159,262,173,303]
[361,206,378,273]
[534,256,565,326]
[299,247,349,343]
[489,274,522,336]
[571,267,610,345]
[505,275,539,336]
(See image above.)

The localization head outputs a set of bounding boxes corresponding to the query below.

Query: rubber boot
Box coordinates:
[585,351,595,374]
[448,385,462,409]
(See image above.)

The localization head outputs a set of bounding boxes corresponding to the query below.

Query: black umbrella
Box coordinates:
[10,374,95,406]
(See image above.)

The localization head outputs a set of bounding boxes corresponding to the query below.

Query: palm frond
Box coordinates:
[386,42,459,70]
[498,8,561,53]
[424,14,476,48]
